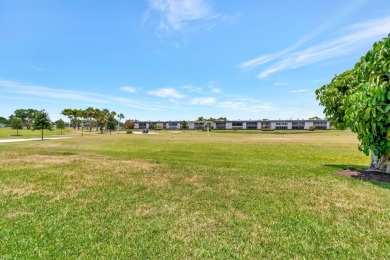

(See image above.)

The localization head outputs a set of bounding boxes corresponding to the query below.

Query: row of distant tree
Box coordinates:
[60,107,126,134]
[1,108,133,138]
[0,109,52,139]
[0,109,326,135]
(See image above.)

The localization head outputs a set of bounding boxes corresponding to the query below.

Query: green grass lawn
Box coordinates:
[0,129,389,258]
[0,127,71,138]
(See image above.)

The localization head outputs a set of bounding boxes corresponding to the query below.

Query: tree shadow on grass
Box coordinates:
[324,164,390,189]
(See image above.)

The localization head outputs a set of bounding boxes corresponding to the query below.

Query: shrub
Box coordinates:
[309,126,316,131]
[126,130,133,134]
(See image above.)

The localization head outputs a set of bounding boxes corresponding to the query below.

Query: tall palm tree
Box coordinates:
[95,109,112,133]
[84,107,95,131]
[117,113,125,132]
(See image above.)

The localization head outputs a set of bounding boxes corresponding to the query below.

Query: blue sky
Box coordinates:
[1,0,389,121]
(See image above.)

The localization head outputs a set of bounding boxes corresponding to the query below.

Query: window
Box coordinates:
[216,123,226,129]
[246,122,258,129]
[194,123,204,129]
[168,122,178,129]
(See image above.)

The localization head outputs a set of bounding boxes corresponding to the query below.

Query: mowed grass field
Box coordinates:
[0,128,389,258]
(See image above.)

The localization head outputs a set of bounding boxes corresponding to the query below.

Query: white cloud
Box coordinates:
[240,15,390,79]
[0,79,163,111]
[0,80,108,104]
[217,100,275,112]
[289,89,310,93]
[190,97,216,105]
[181,85,204,93]
[120,86,137,94]
[147,88,185,98]
[111,97,161,110]
[147,0,214,31]
[182,83,221,94]
[210,87,221,94]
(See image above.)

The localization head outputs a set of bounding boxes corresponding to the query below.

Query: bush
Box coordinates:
[126,130,133,134]
[309,126,316,131]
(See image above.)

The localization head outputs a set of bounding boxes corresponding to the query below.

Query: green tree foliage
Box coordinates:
[316,34,390,171]
[33,110,52,140]
[56,119,66,135]
[117,113,125,131]
[181,120,188,129]
[11,109,39,129]
[83,107,96,131]
[10,118,23,136]
[95,109,108,134]
[61,108,83,129]
[106,114,117,134]
[94,108,116,134]
[0,116,8,125]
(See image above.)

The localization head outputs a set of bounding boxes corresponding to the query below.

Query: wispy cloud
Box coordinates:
[190,97,216,105]
[146,0,214,32]
[0,80,108,104]
[147,88,185,98]
[26,63,44,72]
[120,86,137,94]
[111,97,161,110]
[240,15,390,79]
[0,80,161,111]
[217,100,275,112]
[181,83,222,95]
[145,0,238,38]
[181,85,204,94]
[289,89,310,93]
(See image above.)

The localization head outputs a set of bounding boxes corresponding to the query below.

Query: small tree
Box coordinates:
[33,110,52,140]
[56,119,66,135]
[0,116,8,126]
[125,120,135,129]
[10,118,23,136]
[117,113,124,132]
[11,109,39,129]
[94,108,109,134]
[106,115,116,135]
[181,120,188,129]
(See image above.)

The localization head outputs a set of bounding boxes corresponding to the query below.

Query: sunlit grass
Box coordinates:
[0,129,389,258]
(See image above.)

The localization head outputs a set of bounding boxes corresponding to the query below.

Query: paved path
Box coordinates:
[0,137,71,143]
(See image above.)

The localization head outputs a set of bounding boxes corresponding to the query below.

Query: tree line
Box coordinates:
[61,107,126,134]
[2,107,134,138]
[3,109,52,140]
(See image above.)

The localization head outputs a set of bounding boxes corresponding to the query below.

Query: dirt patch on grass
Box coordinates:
[334,170,390,183]
[1,183,38,197]
[5,211,33,218]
